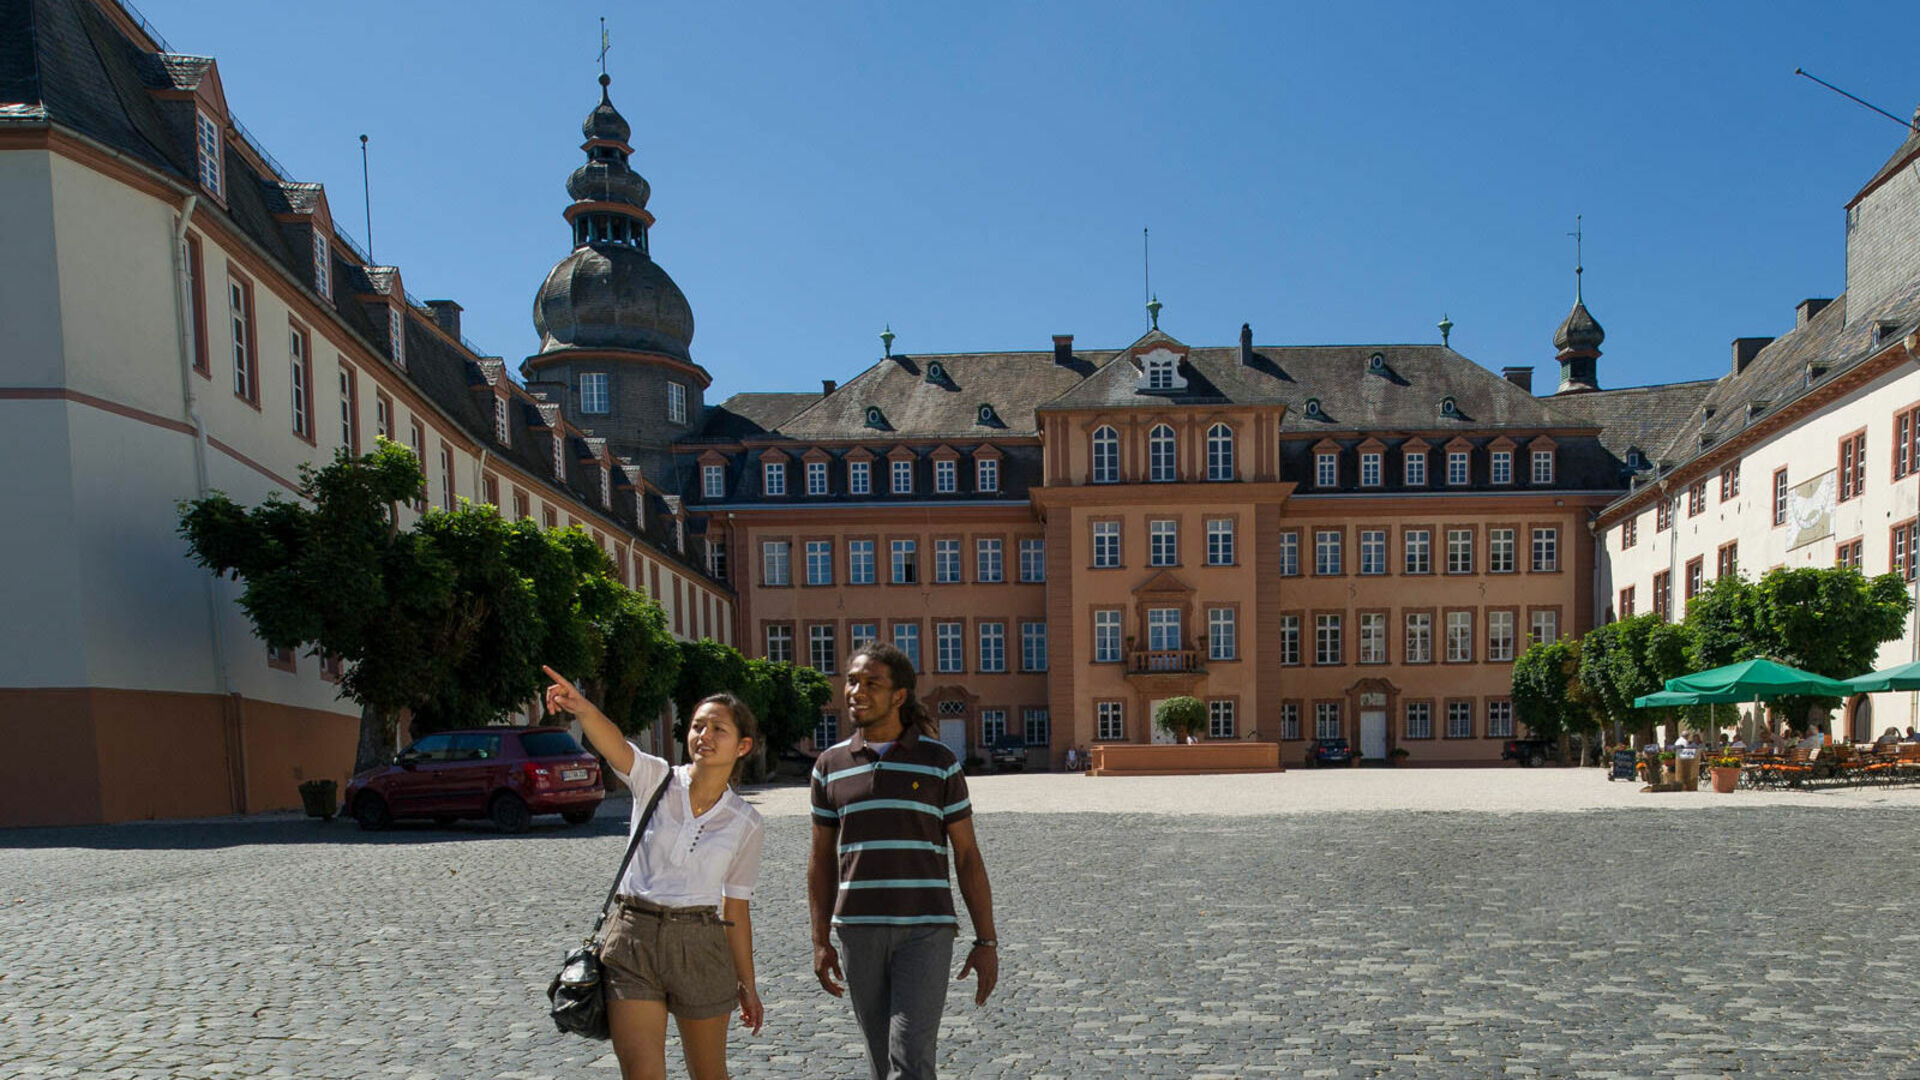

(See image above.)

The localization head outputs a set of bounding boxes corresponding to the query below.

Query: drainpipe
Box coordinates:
[475,446,490,508]
[1906,334,1920,731]
[172,195,245,812]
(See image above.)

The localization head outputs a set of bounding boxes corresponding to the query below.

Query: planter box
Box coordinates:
[1086,742,1283,777]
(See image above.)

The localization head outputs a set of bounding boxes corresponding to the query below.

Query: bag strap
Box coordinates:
[587,766,673,941]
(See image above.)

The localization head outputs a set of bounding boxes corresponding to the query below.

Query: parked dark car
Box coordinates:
[1306,737,1354,768]
[1501,738,1554,767]
[989,734,1028,771]
[344,727,603,833]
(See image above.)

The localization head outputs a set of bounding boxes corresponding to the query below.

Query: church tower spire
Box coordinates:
[1552,216,1603,394]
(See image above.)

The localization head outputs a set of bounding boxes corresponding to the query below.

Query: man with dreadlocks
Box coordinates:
[807,641,999,1080]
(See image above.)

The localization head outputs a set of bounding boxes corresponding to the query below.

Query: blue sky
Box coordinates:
[137,0,1919,399]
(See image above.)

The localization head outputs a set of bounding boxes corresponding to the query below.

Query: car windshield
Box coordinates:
[519,731,585,758]
[449,732,502,760]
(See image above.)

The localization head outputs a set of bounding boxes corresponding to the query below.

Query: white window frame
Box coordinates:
[1093,609,1121,663]
[1530,609,1559,646]
[977,538,1003,583]
[579,372,609,414]
[762,540,791,586]
[1315,613,1341,665]
[1314,529,1342,575]
[388,305,406,369]
[763,461,786,496]
[1531,449,1554,485]
[1091,426,1120,483]
[1093,521,1121,568]
[1491,450,1513,485]
[1447,529,1474,574]
[976,457,999,492]
[289,326,309,437]
[1019,539,1045,583]
[806,460,828,496]
[1149,519,1178,567]
[934,459,957,493]
[1097,701,1125,742]
[1447,450,1469,485]
[805,540,832,586]
[667,381,687,424]
[978,622,1006,673]
[1359,529,1386,575]
[1359,611,1386,663]
[1279,702,1300,741]
[890,539,916,584]
[1446,610,1473,662]
[1487,701,1515,739]
[1206,518,1235,566]
[1531,527,1559,572]
[1488,610,1516,662]
[1023,708,1050,747]
[849,623,878,650]
[891,459,913,494]
[195,109,223,196]
[934,538,962,584]
[1360,451,1382,487]
[1021,621,1047,671]
[1149,424,1177,482]
[1206,424,1234,481]
[765,624,794,664]
[493,396,510,446]
[1446,701,1473,739]
[228,278,250,400]
[1146,607,1182,651]
[1278,532,1299,576]
[1404,450,1427,486]
[849,539,875,584]
[311,232,330,301]
[981,709,1008,746]
[809,625,837,673]
[1277,615,1300,665]
[936,622,964,673]
[892,623,920,668]
[1208,607,1236,660]
[1404,529,1431,574]
[849,460,871,496]
[1315,702,1341,741]
[1315,452,1337,488]
[1208,700,1236,739]
[1405,702,1432,740]
[1405,612,1432,663]
[815,712,839,749]
[1489,528,1515,573]
[703,464,725,499]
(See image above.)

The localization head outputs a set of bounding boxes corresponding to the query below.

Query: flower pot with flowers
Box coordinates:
[1389,746,1411,767]
[1657,749,1678,784]
[1709,751,1742,793]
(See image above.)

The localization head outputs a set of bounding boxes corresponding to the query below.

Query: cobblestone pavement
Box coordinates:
[4,776,1920,1078]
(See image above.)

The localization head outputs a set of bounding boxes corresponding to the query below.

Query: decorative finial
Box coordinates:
[598,17,611,80]
[1568,214,1584,302]
[1146,294,1162,331]
[881,324,895,358]
[1437,312,1453,348]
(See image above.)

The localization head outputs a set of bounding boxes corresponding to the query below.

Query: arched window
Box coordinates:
[1206,423,1234,481]
[1149,424,1177,482]
[1091,425,1119,484]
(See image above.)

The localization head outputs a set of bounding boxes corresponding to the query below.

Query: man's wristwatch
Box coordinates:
[972,938,997,949]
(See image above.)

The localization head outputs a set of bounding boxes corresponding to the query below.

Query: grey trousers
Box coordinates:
[836,924,956,1080]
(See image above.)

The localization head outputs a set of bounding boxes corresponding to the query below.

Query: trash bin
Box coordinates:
[298,779,338,821]
[1676,754,1701,790]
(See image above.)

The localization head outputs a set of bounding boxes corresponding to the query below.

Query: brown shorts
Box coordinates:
[600,897,737,1020]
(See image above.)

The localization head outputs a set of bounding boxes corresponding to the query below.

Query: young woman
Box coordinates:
[542,665,765,1080]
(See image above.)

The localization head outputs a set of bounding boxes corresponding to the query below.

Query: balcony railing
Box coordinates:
[1126,649,1202,674]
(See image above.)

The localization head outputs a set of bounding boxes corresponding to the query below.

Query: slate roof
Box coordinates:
[776,349,1102,439]
[1849,107,1920,207]
[1549,380,1716,466]
[694,392,822,441]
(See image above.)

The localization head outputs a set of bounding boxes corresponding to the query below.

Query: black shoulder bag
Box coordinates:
[547,770,672,1040]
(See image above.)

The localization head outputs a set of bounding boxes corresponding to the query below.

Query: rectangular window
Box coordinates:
[1277,614,1301,666]
[1278,531,1300,576]
[703,464,725,499]
[1358,611,1385,664]
[1717,541,1738,580]
[1840,430,1868,501]
[1019,539,1045,582]
[1360,452,1382,487]
[228,275,255,402]
[438,444,454,511]
[288,324,312,438]
[667,381,686,424]
[1093,609,1122,663]
[1446,701,1473,739]
[1404,529,1431,574]
[1654,570,1673,621]
[1488,610,1515,662]
[1314,529,1342,575]
[1657,498,1673,532]
[1490,450,1512,485]
[1404,450,1426,486]
[1837,538,1863,569]
[1530,609,1559,646]
[1405,702,1433,740]
[1446,528,1474,574]
[1208,607,1236,661]
[763,461,786,496]
[809,625,837,674]
[936,622,964,672]
[375,393,392,438]
[1315,613,1342,665]
[892,622,920,668]
[1315,702,1342,741]
[806,460,828,496]
[849,622,878,651]
[1359,530,1386,575]
[1531,450,1554,485]
[980,709,1007,746]
[311,232,330,301]
[1023,708,1051,746]
[891,539,917,584]
[1206,519,1235,566]
[1447,450,1469,485]
[1899,407,1920,480]
[934,539,962,584]
[1146,607,1182,652]
[338,363,360,452]
[1894,520,1918,582]
[850,460,871,496]
[848,539,875,585]
[1097,701,1125,742]
[1489,527,1515,573]
[891,459,913,494]
[805,540,832,586]
[1405,612,1432,663]
[1446,610,1473,662]
[762,540,791,586]
[1021,621,1048,672]
[1487,701,1515,739]
[935,459,957,493]
[1208,700,1236,739]
[1688,480,1706,517]
[1279,702,1301,741]
[1149,519,1178,567]
[815,713,839,749]
[184,233,208,375]
[579,372,608,414]
[1619,518,1636,551]
[765,624,793,664]
[1618,586,1635,617]
[978,622,1006,672]
[1531,527,1559,572]
[1772,467,1788,526]
[408,420,426,509]
[1719,464,1739,500]
[976,457,999,493]
[706,538,728,581]
[195,109,222,196]
[492,395,510,447]
[1315,452,1337,487]
[977,538,1004,583]
[1093,521,1121,568]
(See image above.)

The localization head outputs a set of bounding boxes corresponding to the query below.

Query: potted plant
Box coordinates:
[1657,749,1678,785]
[1154,696,1207,744]
[1389,746,1411,767]
[1708,751,1742,793]
[297,778,337,822]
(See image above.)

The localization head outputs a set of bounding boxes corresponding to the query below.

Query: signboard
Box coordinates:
[1786,470,1836,550]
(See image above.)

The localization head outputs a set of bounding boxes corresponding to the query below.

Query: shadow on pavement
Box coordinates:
[0,799,635,851]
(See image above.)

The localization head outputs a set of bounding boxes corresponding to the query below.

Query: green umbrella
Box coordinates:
[1633,689,1704,708]
[1841,660,1920,693]
[1659,658,1854,702]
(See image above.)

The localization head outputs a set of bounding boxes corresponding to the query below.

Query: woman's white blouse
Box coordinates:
[615,745,764,908]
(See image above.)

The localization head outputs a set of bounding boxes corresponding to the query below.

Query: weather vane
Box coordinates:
[598,17,611,76]
[1568,214,1584,301]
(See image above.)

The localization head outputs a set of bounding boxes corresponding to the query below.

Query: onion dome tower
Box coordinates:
[1552,227,1603,395]
[523,73,708,477]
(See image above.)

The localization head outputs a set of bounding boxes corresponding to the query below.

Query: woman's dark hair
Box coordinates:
[692,692,759,785]
[848,640,936,737]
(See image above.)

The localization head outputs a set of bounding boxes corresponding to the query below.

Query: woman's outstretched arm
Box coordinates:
[542,664,635,778]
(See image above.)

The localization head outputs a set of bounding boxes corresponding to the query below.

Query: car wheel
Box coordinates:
[489,792,532,834]
[561,809,595,826]
[1527,750,1547,768]
[353,792,392,831]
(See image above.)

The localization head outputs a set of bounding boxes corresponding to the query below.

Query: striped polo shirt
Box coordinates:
[811,725,972,927]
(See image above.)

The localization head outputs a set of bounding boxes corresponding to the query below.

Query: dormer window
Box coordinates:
[1368,351,1386,372]
[865,406,886,429]
[312,232,330,302]
[1440,397,1458,418]
[600,466,612,510]
[976,403,996,426]
[388,306,406,370]
[926,361,946,383]
[1146,356,1175,391]
[1626,448,1642,469]
[1304,398,1322,419]
[493,396,510,446]
[551,432,565,481]
[195,109,223,198]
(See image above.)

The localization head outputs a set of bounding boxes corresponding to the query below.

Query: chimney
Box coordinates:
[1239,323,1254,366]
[821,379,837,396]
[426,299,463,339]
[1730,337,1772,375]
[1796,298,1833,328]
[1052,334,1074,365]
[1500,366,1533,393]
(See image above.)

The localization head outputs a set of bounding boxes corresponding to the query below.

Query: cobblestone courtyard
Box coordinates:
[4,773,1920,1078]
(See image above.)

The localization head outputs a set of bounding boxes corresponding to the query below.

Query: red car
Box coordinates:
[345,727,603,833]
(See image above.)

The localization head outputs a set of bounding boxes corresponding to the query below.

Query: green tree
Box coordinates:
[1154,696,1206,741]
[673,638,750,742]
[1511,638,1580,744]
[1576,614,1691,744]
[586,577,682,735]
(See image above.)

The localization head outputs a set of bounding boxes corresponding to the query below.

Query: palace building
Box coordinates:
[4,0,1918,825]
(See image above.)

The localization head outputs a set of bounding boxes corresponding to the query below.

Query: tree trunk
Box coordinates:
[353,701,393,777]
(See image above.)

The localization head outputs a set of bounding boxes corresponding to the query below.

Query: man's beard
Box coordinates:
[853,703,899,731]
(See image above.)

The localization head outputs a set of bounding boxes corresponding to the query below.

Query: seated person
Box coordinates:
[1877,727,1903,746]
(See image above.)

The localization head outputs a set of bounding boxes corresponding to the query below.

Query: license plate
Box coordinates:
[562,768,588,782]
